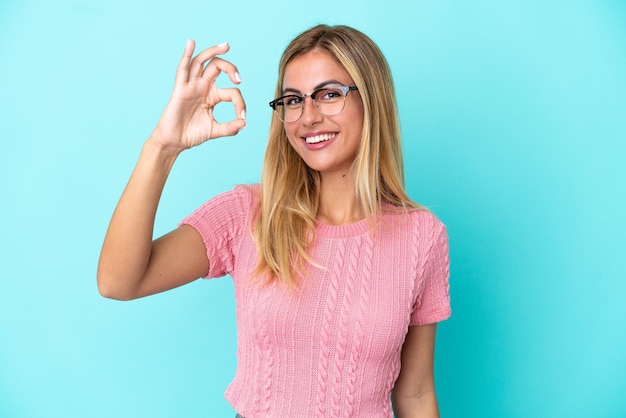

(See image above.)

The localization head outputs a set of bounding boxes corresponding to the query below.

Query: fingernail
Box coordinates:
[218,42,228,47]
[234,72,242,83]
[240,110,246,120]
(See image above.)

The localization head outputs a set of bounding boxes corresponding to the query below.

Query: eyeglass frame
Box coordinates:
[268,85,359,123]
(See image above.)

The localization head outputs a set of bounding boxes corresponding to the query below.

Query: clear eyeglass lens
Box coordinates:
[275,87,347,123]
[315,88,345,115]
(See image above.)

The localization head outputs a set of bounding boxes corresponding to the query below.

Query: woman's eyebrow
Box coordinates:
[282,79,346,95]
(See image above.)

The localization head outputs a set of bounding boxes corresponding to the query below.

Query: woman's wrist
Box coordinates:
[143,133,185,164]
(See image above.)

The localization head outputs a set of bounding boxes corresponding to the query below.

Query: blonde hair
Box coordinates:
[252,24,420,286]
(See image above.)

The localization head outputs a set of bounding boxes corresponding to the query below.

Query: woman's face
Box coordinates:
[281,49,364,176]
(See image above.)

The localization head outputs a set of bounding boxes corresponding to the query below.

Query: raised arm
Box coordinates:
[97,40,246,300]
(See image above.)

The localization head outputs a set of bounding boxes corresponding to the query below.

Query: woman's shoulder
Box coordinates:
[209,183,260,207]
[408,207,445,229]
[185,183,260,223]
[382,204,445,230]
[406,209,448,256]
[235,183,260,199]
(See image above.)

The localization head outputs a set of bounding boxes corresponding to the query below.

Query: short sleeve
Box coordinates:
[410,215,451,326]
[179,186,254,279]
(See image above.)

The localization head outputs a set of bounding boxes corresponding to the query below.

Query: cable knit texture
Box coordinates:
[181,185,451,418]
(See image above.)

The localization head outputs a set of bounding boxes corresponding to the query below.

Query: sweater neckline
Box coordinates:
[315,218,369,238]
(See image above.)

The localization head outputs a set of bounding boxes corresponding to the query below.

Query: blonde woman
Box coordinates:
[98,24,451,418]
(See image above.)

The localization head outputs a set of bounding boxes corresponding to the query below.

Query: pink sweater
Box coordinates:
[181,185,450,417]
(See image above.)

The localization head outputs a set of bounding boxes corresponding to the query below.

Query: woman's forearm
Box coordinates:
[97,138,181,300]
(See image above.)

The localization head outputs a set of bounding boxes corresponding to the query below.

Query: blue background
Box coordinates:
[1,0,625,417]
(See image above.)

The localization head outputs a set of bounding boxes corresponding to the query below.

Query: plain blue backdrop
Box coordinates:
[1,0,625,417]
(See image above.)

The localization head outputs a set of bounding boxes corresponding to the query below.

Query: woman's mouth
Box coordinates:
[304,133,336,144]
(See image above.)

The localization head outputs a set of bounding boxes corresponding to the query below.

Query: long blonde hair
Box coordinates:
[252,24,420,286]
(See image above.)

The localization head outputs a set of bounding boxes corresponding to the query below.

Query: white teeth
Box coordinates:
[305,133,335,144]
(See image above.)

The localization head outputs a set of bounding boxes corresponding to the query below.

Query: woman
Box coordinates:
[98,24,450,417]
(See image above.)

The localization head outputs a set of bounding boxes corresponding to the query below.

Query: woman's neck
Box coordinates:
[317,172,365,226]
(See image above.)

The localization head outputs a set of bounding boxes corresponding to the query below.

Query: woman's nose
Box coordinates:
[300,96,323,125]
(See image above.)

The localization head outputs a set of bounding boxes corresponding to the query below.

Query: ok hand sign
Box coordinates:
[151,40,246,151]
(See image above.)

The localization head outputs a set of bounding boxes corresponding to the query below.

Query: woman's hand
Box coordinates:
[150,40,246,151]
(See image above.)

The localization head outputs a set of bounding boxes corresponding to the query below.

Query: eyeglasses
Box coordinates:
[269,85,358,123]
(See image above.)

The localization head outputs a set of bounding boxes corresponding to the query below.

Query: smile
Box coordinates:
[304,133,336,144]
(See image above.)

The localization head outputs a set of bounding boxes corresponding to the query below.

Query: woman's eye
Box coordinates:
[319,89,341,101]
[285,96,302,106]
